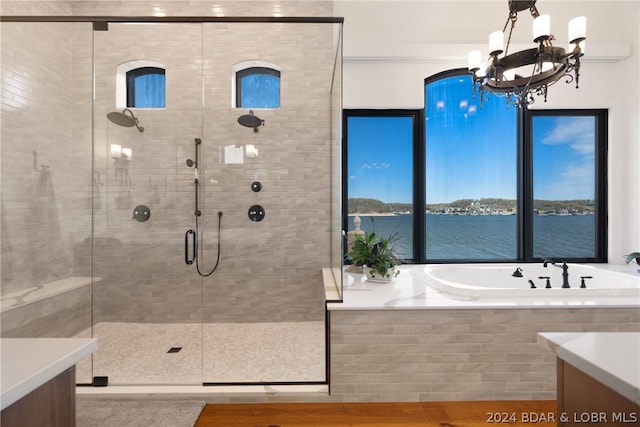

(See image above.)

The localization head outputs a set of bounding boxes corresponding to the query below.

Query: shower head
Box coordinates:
[186,159,196,167]
[237,110,264,132]
[107,109,144,132]
[512,267,524,277]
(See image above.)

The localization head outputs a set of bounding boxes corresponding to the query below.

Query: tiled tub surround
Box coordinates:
[326,267,640,402]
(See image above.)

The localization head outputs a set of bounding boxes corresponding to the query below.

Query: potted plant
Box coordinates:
[624,252,640,272]
[346,231,401,282]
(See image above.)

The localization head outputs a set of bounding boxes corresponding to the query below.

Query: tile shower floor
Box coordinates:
[76,321,325,385]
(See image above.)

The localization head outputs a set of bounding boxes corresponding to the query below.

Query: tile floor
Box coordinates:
[76,321,325,385]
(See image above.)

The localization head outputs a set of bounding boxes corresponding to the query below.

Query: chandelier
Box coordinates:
[467,0,586,109]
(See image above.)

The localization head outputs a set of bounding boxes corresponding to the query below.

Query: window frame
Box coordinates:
[522,108,608,263]
[235,66,281,109]
[423,69,519,262]
[342,109,425,262]
[126,66,166,108]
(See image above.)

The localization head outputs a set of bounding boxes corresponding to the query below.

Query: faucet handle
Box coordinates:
[580,276,593,288]
[538,276,552,288]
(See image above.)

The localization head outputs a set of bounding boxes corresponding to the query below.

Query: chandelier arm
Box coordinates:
[571,56,581,88]
[503,68,537,108]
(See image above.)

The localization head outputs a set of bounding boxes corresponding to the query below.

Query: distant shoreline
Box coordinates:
[348,212,398,217]
[348,211,594,217]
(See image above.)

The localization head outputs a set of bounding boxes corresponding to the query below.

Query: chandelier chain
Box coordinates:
[528,4,540,18]
[504,13,517,57]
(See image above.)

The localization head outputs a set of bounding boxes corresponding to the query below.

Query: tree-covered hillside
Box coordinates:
[347,198,594,214]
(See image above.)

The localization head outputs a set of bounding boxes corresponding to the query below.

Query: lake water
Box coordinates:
[348,214,595,260]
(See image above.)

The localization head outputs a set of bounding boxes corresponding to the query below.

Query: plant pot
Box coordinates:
[363,265,397,282]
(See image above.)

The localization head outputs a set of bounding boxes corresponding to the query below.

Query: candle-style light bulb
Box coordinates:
[468,50,482,71]
[568,16,587,44]
[533,14,551,42]
[489,31,504,55]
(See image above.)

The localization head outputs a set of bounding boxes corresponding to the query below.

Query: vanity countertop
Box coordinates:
[538,332,640,405]
[1,338,97,410]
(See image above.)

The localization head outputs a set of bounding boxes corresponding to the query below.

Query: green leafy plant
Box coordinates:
[624,252,640,265]
[347,231,401,279]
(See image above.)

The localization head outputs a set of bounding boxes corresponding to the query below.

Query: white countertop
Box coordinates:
[1,338,97,410]
[327,266,638,310]
[538,332,640,405]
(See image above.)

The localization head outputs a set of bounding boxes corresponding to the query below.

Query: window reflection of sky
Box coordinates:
[534,116,595,200]
[240,73,280,108]
[347,116,414,203]
[425,74,517,204]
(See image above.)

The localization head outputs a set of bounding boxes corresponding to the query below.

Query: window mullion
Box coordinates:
[413,110,425,263]
[520,108,534,261]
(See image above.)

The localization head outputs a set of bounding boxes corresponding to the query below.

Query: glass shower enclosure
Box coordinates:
[1,16,343,387]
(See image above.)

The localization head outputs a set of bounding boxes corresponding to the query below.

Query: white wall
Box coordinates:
[336,0,640,263]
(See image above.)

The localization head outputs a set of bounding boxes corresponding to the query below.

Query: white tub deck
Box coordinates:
[327,264,640,310]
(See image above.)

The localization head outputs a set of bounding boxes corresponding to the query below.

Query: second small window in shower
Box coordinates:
[236,66,280,108]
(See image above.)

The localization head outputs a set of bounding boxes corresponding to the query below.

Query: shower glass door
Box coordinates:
[92,23,205,385]
[92,19,341,386]
[198,22,337,384]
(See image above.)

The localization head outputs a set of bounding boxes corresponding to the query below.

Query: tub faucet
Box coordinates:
[543,260,570,288]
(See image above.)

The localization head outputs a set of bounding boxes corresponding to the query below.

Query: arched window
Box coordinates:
[126,67,165,108]
[116,60,166,109]
[233,62,280,108]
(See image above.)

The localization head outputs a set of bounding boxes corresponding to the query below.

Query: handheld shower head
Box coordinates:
[186,159,196,168]
[107,109,145,132]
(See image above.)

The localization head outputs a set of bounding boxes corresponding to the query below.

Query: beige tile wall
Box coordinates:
[328,308,640,401]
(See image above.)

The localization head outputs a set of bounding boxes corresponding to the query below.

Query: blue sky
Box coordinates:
[348,75,594,204]
[533,116,595,200]
[347,116,414,203]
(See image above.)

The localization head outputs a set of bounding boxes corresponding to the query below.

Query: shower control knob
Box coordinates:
[251,181,262,192]
[132,205,151,222]
[248,205,265,222]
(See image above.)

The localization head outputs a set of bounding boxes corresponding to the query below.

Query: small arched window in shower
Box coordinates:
[126,67,165,108]
[233,62,281,109]
[116,60,166,109]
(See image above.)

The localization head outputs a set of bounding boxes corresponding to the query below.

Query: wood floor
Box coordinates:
[195,400,557,426]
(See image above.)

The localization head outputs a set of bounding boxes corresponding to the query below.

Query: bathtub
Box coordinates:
[412,263,640,300]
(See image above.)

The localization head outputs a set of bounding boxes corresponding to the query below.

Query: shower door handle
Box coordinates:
[185,229,196,265]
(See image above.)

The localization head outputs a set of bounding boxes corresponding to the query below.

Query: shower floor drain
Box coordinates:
[167,347,183,353]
